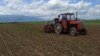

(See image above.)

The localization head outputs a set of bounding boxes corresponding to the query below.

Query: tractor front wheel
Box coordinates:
[54,23,63,34]
[69,27,78,36]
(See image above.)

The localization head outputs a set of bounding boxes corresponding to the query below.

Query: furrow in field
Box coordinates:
[0,34,8,56]
[1,31,35,56]
[9,28,63,56]
[7,31,45,56]
[0,33,9,56]
[6,30,44,56]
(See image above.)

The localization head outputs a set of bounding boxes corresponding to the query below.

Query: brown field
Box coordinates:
[0,23,100,56]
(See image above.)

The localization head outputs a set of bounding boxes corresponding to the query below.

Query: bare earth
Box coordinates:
[0,23,100,56]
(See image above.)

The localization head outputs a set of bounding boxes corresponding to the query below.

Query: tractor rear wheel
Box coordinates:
[54,23,63,34]
[69,27,78,36]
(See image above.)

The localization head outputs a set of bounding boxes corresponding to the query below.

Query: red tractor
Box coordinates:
[44,13,87,36]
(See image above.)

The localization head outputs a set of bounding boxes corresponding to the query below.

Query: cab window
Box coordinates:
[67,15,70,20]
[71,15,75,20]
[62,15,67,20]
[59,15,62,20]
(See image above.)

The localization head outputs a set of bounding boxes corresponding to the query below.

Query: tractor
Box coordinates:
[44,13,87,36]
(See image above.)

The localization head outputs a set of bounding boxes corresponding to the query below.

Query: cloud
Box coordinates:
[0,0,100,20]
[86,4,100,19]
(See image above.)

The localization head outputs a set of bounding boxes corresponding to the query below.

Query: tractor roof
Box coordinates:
[60,13,74,15]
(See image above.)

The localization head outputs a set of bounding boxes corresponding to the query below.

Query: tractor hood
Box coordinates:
[69,20,83,24]
[69,20,84,30]
[69,20,77,24]
[76,20,84,30]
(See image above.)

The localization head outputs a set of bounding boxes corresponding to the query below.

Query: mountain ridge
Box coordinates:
[0,15,44,22]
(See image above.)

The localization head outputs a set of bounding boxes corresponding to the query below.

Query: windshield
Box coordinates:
[71,15,75,20]
[67,15,75,20]
[59,15,62,20]
[59,15,67,20]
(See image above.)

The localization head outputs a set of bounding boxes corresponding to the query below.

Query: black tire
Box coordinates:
[69,27,78,36]
[54,23,63,34]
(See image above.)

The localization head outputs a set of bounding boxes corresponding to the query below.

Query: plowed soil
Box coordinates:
[0,23,100,56]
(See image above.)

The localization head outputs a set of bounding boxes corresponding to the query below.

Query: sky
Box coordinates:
[0,0,100,20]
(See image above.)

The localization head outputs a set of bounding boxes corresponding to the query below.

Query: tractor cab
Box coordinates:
[56,13,83,29]
[54,13,78,25]
[58,13,76,21]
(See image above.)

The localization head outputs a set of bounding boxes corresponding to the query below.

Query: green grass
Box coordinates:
[0,20,100,26]
[83,20,100,25]
[30,20,100,26]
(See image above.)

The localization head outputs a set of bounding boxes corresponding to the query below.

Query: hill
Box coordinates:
[0,15,44,22]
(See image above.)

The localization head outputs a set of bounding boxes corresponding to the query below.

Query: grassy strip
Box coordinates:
[83,20,100,26]
[0,20,100,26]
